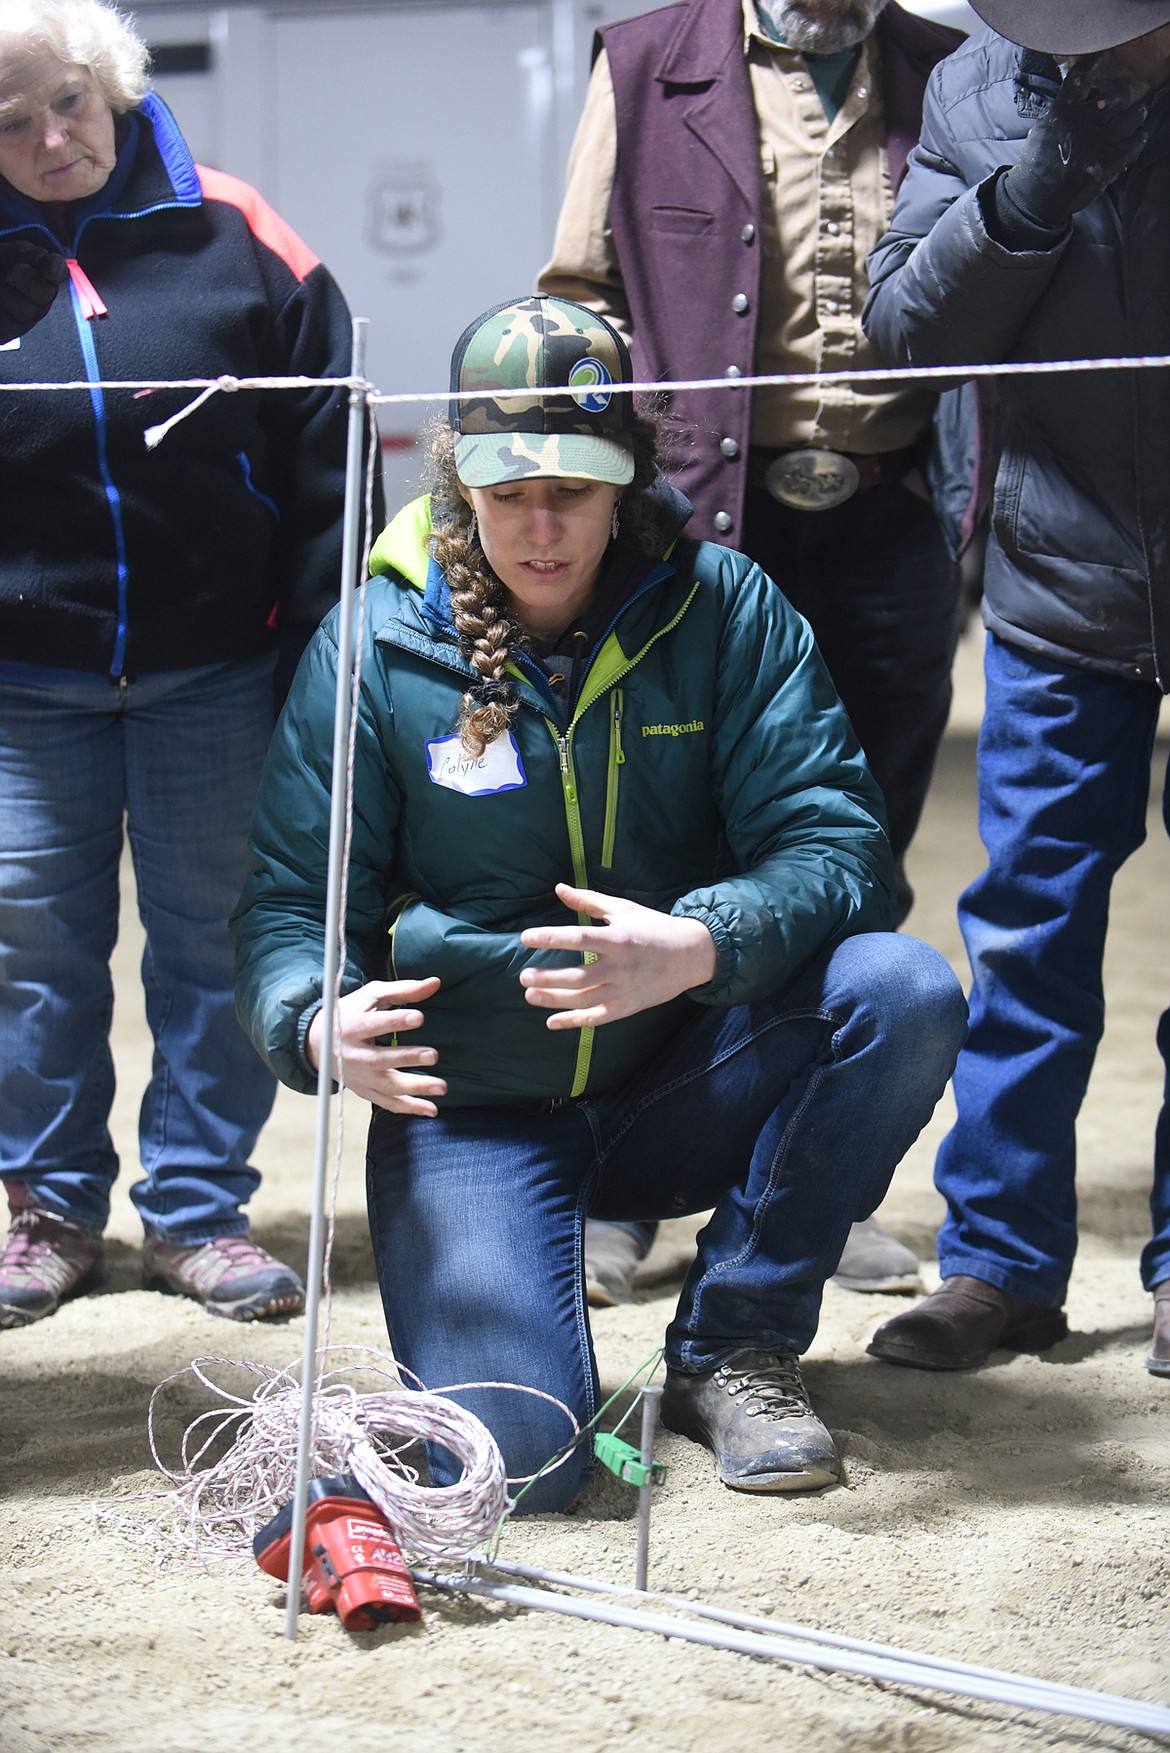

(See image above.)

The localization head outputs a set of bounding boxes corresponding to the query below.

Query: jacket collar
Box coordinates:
[368,487,689,654]
[655,0,745,85]
[0,91,201,240]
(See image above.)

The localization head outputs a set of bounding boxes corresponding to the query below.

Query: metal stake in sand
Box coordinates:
[283,317,370,1642]
[634,1385,662,1592]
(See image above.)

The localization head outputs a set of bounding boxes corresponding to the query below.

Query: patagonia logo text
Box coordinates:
[642,720,705,739]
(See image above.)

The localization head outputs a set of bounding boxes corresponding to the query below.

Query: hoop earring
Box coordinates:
[467,509,478,547]
[611,502,620,543]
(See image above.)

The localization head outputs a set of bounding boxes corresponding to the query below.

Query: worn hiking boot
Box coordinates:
[1146,1285,1170,1379]
[143,1232,305,1321]
[867,1275,1068,1371]
[0,1185,105,1328]
[831,1217,923,1295]
[662,1348,840,1492]
[583,1220,646,1307]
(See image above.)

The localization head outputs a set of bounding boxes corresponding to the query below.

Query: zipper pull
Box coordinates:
[558,734,577,804]
[66,258,107,320]
[612,691,625,765]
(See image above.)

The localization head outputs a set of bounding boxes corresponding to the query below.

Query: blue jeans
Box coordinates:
[935,634,1170,1303]
[742,478,959,922]
[366,932,965,1510]
[0,657,277,1242]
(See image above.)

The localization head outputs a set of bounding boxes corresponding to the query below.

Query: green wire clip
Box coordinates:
[593,1431,668,1489]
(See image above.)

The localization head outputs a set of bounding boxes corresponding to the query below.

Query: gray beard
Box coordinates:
[760,0,889,54]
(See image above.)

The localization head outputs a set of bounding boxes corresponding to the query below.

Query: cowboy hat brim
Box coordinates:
[970,0,1170,54]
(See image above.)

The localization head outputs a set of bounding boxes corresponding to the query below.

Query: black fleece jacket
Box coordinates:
[0,94,381,681]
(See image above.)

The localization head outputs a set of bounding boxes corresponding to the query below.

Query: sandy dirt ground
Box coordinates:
[2,630,1169,1753]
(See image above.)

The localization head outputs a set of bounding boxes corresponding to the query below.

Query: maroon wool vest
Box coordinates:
[601,0,962,544]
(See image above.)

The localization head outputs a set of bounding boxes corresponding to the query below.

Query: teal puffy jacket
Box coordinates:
[233,496,898,1105]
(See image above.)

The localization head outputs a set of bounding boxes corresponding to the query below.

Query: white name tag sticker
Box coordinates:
[425,729,527,797]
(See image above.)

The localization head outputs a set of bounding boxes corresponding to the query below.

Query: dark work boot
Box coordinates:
[867,1275,1068,1371]
[662,1349,839,1492]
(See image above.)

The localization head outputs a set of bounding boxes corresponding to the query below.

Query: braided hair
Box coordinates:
[425,411,669,758]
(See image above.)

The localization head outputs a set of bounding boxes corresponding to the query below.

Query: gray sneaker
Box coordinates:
[0,1185,105,1328]
[831,1216,923,1294]
[662,1348,840,1492]
[583,1220,645,1307]
[144,1232,305,1321]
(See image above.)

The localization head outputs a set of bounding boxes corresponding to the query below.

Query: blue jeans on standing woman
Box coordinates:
[366,931,966,1511]
[0,656,277,1242]
[935,633,1170,1305]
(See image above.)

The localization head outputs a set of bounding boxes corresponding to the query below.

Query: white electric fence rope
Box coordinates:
[413,1565,1170,1739]
[5,346,1170,417]
[138,1350,515,1564]
[482,1558,1159,1721]
[124,1349,591,1561]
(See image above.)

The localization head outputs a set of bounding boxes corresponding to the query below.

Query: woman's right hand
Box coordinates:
[306,977,446,1115]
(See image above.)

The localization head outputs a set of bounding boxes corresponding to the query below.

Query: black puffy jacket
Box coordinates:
[863,28,1170,688]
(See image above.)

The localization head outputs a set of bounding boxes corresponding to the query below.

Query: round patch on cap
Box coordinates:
[568,357,614,415]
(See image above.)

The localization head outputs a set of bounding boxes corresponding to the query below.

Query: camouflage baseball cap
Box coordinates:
[450,295,636,487]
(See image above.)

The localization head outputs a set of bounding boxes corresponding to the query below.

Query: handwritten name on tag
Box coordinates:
[425,729,527,797]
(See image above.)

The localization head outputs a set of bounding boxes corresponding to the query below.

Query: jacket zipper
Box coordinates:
[0,156,203,677]
[601,688,624,870]
[67,277,132,676]
[541,581,702,1097]
[549,725,596,1099]
[384,891,421,1044]
[378,569,700,1101]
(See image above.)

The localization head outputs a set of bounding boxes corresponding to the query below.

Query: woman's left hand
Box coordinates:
[519,882,717,1030]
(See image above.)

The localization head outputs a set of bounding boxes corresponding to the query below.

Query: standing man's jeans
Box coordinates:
[935,634,1170,1305]
[742,477,959,922]
[366,931,965,1511]
[0,657,277,1242]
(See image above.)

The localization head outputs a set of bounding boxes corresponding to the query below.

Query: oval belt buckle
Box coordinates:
[764,448,860,511]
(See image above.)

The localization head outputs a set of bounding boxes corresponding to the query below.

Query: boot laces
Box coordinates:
[1,1208,95,1294]
[169,1234,280,1294]
[715,1353,811,1421]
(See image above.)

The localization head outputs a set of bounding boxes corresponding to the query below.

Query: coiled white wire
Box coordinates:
[126,1346,580,1567]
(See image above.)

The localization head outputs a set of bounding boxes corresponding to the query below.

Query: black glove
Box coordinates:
[0,239,66,345]
[998,53,1149,241]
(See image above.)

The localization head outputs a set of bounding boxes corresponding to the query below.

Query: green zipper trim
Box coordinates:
[601,687,624,870]
[546,576,703,1098]
[574,579,702,724]
[542,719,596,1099]
[384,892,421,1043]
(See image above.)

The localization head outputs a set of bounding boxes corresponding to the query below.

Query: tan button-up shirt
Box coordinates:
[539,0,936,455]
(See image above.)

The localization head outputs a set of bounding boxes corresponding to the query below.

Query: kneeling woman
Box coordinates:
[234,297,966,1509]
